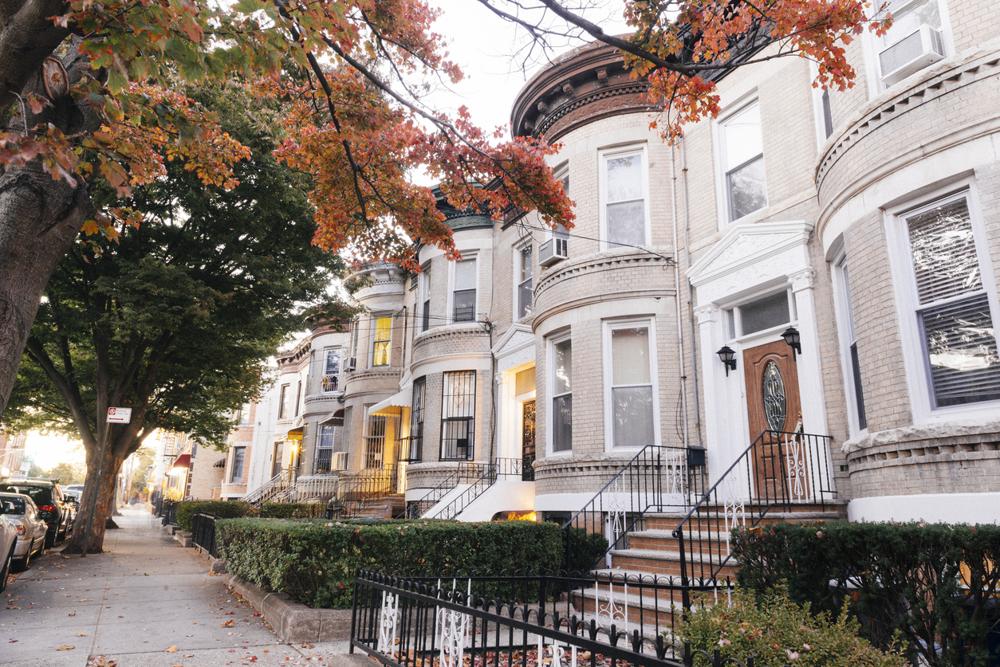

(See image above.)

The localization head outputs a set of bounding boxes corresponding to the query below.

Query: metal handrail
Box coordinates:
[561,445,699,567]
[671,429,835,608]
[428,458,526,520]
[405,461,485,518]
[244,472,286,505]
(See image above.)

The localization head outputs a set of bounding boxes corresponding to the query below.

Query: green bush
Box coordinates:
[176,500,252,531]
[684,588,906,667]
[217,518,565,608]
[259,502,325,519]
[562,526,608,572]
[733,521,1000,666]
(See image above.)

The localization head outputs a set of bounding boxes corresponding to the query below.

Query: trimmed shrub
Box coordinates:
[733,521,1000,666]
[562,527,608,572]
[176,500,252,531]
[259,502,325,519]
[217,518,565,608]
[684,588,906,667]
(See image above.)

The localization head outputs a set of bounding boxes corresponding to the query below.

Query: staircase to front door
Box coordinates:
[564,430,845,639]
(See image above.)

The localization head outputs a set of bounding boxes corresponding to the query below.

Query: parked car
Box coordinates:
[0,503,17,592]
[63,484,84,503]
[0,493,46,570]
[0,479,74,547]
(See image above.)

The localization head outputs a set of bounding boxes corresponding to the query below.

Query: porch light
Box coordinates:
[716,346,737,376]
[781,326,802,358]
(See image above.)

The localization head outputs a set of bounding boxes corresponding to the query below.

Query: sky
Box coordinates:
[24,429,86,471]
[427,0,627,133]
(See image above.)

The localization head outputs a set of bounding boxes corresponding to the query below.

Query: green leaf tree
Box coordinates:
[4,85,344,553]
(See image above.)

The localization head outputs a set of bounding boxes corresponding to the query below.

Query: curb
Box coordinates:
[225,575,353,643]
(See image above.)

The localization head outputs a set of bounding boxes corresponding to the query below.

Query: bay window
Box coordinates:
[719,101,767,222]
[833,255,868,433]
[899,191,1000,409]
[452,257,477,323]
[408,377,426,461]
[601,147,648,249]
[371,315,392,366]
[441,370,476,460]
[315,420,345,473]
[605,320,658,448]
[550,335,572,453]
[516,244,533,319]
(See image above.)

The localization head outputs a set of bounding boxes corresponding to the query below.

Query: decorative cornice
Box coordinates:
[535,248,672,297]
[816,47,1000,194]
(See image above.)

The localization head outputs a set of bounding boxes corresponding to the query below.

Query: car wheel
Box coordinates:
[0,547,12,593]
[45,529,56,548]
[13,545,31,572]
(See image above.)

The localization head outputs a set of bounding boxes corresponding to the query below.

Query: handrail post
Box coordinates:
[675,527,691,610]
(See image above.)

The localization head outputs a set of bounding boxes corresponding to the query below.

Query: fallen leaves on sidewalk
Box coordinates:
[165,645,178,653]
[87,656,117,667]
[56,644,75,651]
[222,619,236,627]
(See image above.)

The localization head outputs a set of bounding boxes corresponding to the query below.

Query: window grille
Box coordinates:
[441,371,476,460]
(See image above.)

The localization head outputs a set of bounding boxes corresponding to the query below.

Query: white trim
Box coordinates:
[546,329,573,457]
[830,251,867,437]
[713,96,768,227]
[883,180,1000,423]
[848,491,1000,524]
[598,144,650,251]
[513,240,534,322]
[602,318,661,452]
[446,253,480,325]
[861,0,954,98]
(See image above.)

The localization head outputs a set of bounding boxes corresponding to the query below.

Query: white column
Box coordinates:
[695,304,727,486]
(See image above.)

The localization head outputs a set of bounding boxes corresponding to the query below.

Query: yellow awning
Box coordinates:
[369,389,411,416]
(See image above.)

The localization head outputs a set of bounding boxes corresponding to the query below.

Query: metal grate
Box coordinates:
[440,371,475,460]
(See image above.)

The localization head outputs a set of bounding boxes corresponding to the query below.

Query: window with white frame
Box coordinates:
[408,377,426,461]
[277,383,290,419]
[229,447,245,482]
[321,347,340,393]
[364,409,387,468]
[550,334,572,453]
[606,321,658,448]
[897,190,1000,409]
[601,147,648,249]
[874,0,946,87]
[550,163,571,243]
[441,370,476,460]
[294,380,302,416]
[833,255,868,432]
[371,315,392,366]
[349,317,359,366]
[516,244,533,319]
[719,101,767,222]
[731,291,793,337]
[452,258,477,322]
[420,264,432,332]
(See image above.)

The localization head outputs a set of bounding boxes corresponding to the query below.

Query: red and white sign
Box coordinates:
[107,407,132,424]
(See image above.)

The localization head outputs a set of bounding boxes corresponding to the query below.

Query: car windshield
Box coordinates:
[0,485,52,505]
[0,496,27,514]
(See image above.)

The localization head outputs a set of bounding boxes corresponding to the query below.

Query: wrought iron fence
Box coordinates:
[190,512,218,558]
[159,499,178,526]
[352,570,730,666]
[672,430,835,607]
[562,445,704,568]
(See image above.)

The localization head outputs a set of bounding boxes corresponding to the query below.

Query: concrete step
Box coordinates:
[628,529,731,555]
[610,548,739,579]
[643,508,843,532]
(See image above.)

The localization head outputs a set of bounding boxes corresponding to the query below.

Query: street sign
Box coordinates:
[107,407,132,424]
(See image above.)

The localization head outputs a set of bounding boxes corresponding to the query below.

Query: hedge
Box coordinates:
[217,518,565,608]
[259,502,325,519]
[176,500,251,531]
[733,521,1000,666]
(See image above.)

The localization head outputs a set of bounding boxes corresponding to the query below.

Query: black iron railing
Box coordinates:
[562,445,704,567]
[672,430,834,608]
[190,512,218,558]
[352,570,730,666]
[327,465,400,518]
[405,462,486,519]
[429,458,528,521]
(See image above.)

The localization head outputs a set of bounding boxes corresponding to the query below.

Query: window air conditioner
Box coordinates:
[539,237,569,267]
[346,358,357,372]
[879,25,944,86]
[332,452,348,471]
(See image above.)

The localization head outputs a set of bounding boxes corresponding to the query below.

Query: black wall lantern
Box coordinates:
[782,326,802,358]
[716,345,737,376]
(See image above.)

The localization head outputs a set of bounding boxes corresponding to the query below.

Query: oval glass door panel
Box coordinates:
[762,360,786,431]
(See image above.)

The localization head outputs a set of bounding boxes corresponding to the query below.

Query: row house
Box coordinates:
[237,0,1000,529]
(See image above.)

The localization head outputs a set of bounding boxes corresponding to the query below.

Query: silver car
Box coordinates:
[0,493,46,571]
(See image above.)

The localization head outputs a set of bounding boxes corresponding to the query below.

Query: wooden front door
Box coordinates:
[521,400,536,481]
[743,340,802,500]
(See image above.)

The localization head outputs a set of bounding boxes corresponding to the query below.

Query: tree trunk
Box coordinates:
[64,442,124,554]
[0,167,90,417]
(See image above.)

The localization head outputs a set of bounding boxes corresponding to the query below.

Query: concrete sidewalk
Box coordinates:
[0,508,368,666]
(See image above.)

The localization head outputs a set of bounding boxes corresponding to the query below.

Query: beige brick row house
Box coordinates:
[233,0,1000,526]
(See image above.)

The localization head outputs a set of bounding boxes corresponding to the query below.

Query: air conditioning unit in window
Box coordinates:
[879,25,944,86]
[539,237,568,267]
[332,452,348,471]
[346,358,357,372]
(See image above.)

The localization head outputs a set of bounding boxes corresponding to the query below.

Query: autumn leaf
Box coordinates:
[222,619,236,628]
[56,644,75,651]
[81,220,100,236]
[165,645,178,653]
